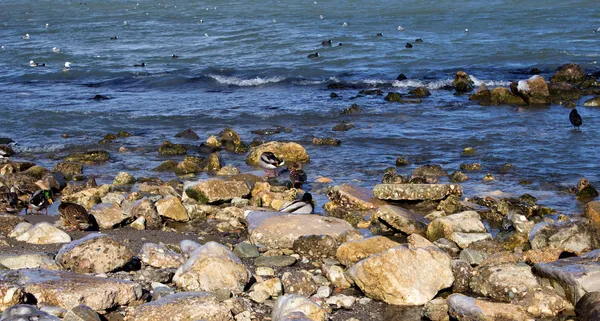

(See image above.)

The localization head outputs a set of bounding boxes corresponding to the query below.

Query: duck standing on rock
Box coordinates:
[27,189,53,214]
[59,202,93,231]
[289,162,308,188]
[259,152,285,177]
[0,186,19,214]
[570,109,582,130]
[280,193,314,214]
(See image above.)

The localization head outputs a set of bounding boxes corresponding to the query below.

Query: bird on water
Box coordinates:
[570,109,582,130]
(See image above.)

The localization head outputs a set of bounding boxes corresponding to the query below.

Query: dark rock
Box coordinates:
[327,83,345,90]
[219,128,248,153]
[0,138,14,145]
[332,122,355,131]
[281,271,318,296]
[576,292,600,321]
[330,92,340,98]
[52,162,83,180]
[408,87,431,97]
[174,128,199,140]
[460,163,482,171]
[117,131,132,138]
[395,157,410,166]
[449,171,469,183]
[341,104,363,115]
[548,82,581,101]
[358,89,383,95]
[233,242,260,258]
[396,74,407,81]
[577,178,599,200]
[384,92,403,102]
[452,71,474,93]
[131,199,162,230]
[550,62,586,84]
[254,256,297,267]
[469,84,491,101]
[451,260,472,293]
[487,87,527,105]
[530,67,542,75]
[584,96,600,107]
[91,94,110,100]
[413,164,447,177]
[438,195,462,214]
[158,141,187,156]
[152,160,178,172]
[312,137,341,146]
[292,235,338,259]
[64,151,110,163]
[382,168,410,184]
[0,145,16,157]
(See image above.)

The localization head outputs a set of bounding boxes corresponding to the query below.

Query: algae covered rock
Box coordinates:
[64,151,110,163]
[247,141,310,164]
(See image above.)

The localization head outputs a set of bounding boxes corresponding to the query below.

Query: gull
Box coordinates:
[52,47,61,53]
[62,61,71,72]
[343,22,347,27]
[45,23,49,28]
[319,14,324,19]
[123,21,128,26]
[397,26,405,31]
[464,28,469,34]
[22,33,30,39]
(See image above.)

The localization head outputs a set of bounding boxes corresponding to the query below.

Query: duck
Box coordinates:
[259,152,285,177]
[0,149,9,159]
[0,186,19,214]
[110,36,118,40]
[133,62,146,67]
[29,60,46,67]
[405,43,413,48]
[570,109,582,130]
[52,47,61,53]
[172,54,179,59]
[308,52,319,59]
[415,38,424,43]
[280,193,314,214]
[59,202,93,231]
[22,33,30,39]
[289,163,308,188]
[321,39,332,46]
[397,26,405,31]
[376,33,383,36]
[594,27,600,33]
[27,189,53,214]
[62,61,71,72]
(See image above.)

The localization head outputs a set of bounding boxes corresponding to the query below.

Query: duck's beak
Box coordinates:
[48,198,53,204]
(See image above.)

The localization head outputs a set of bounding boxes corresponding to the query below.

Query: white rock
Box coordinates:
[8,222,33,238]
[314,286,332,298]
[15,222,71,244]
[272,294,326,321]
[326,294,356,309]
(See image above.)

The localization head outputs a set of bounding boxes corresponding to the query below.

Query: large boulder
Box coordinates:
[246,141,310,164]
[451,71,474,93]
[528,221,593,255]
[372,205,428,235]
[0,269,142,310]
[336,236,400,267]
[272,294,327,321]
[139,243,185,269]
[447,294,533,321]
[517,75,550,104]
[173,241,250,294]
[550,63,586,84]
[184,179,250,204]
[348,245,453,305]
[15,222,71,245]
[124,292,232,321]
[470,263,540,302]
[155,197,189,222]
[326,184,384,210]
[426,211,491,248]
[56,234,133,274]
[373,184,462,201]
[247,211,355,249]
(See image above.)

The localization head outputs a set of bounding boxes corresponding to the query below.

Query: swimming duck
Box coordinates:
[415,38,423,42]
[570,109,582,130]
[405,43,413,48]
[134,62,146,67]
[280,193,314,214]
[376,33,383,36]
[62,61,71,72]
[172,54,179,59]
[0,186,19,214]
[308,52,319,59]
[27,189,53,214]
[259,152,285,177]
[29,60,45,67]
[22,33,30,39]
[110,36,118,40]
[321,39,332,46]
[59,202,93,231]
[289,162,308,188]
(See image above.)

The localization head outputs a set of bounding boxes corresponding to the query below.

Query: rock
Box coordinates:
[158,140,187,156]
[233,242,260,258]
[255,256,297,267]
[349,245,453,305]
[576,178,598,200]
[217,164,240,176]
[130,216,145,230]
[247,212,355,249]
[312,137,341,146]
[576,291,600,321]
[470,263,540,302]
[315,286,331,298]
[413,164,447,177]
[282,271,318,296]
[384,92,403,102]
[250,278,283,303]
[447,294,533,321]
[535,249,600,304]
[548,81,581,101]
[89,203,132,229]
[460,163,482,171]
[326,294,356,309]
[427,211,491,248]
[139,243,185,269]
[205,152,222,172]
[64,151,110,163]
[452,260,473,293]
[0,215,25,236]
[62,185,110,210]
[322,264,353,289]
[8,222,33,238]
[518,288,573,319]
[125,292,233,321]
[63,305,101,321]
[185,179,250,204]
[15,222,71,244]
[373,205,428,235]
[395,157,410,166]
[517,75,550,104]
[0,269,142,310]
[131,199,162,229]
[272,294,327,321]
[551,62,586,84]
[452,71,474,93]
[292,234,338,259]
[487,87,527,105]
[173,241,250,294]
[0,253,58,270]
[459,248,488,266]
[52,162,83,180]
[174,128,199,140]
[326,184,383,210]
[155,197,189,222]
[218,128,248,153]
[1,304,59,321]
[340,104,362,115]
[408,87,431,97]
[423,298,449,321]
[247,141,310,164]
[336,236,400,266]
[584,96,600,107]
[373,183,462,201]
[332,122,355,131]
[180,240,201,256]
[56,234,132,273]
[152,160,178,172]
[113,172,136,185]
[438,195,462,214]
[529,221,592,255]
[0,286,26,312]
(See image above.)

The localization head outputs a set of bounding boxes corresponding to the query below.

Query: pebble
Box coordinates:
[314,286,332,298]
[256,267,275,276]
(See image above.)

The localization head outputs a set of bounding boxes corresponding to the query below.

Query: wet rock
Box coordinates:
[1,304,59,321]
[535,249,600,304]
[206,152,222,172]
[0,253,57,270]
[408,87,431,97]
[155,196,189,222]
[470,263,540,302]
[336,236,400,266]
[384,92,403,102]
[332,122,355,131]
[125,292,233,321]
[112,172,135,185]
[487,87,527,105]
[518,288,573,319]
[90,203,132,229]
[460,163,482,171]
[395,157,410,166]
[312,137,341,146]
[293,235,338,259]
[326,184,383,210]
[64,151,110,163]
[576,291,600,321]
[15,222,71,244]
[247,211,355,249]
[413,164,447,177]
[131,199,162,229]
[56,234,132,273]
[247,141,310,164]
[584,96,600,107]
[185,179,250,204]
[158,140,187,156]
[218,128,248,153]
[152,160,178,172]
[372,205,427,235]
[63,305,100,321]
[272,294,327,321]
[548,81,582,101]
[340,104,362,115]
[233,242,260,258]
[373,183,463,201]
[576,178,598,200]
[175,160,203,175]
[217,164,240,176]
[452,71,474,93]
[529,221,592,255]
[452,260,473,293]
[427,211,491,248]
[517,75,550,104]
[382,168,410,184]
[173,241,250,294]
[551,62,586,84]
[174,128,199,140]
[139,243,185,269]
[438,194,462,214]
[349,245,453,305]
[0,269,142,310]
[322,264,353,289]
[52,162,83,180]
[282,271,318,296]
[447,294,532,321]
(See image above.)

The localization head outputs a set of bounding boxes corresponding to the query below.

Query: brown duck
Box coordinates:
[59,202,93,231]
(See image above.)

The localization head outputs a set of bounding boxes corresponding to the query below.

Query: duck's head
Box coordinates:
[290,162,303,172]
[43,190,54,204]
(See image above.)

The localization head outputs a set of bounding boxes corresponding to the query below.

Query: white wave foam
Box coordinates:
[392,79,451,89]
[293,79,327,85]
[15,144,66,153]
[470,76,510,87]
[208,74,285,87]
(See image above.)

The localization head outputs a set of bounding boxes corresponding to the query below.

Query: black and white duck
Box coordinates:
[59,202,93,231]
[27,189,53,214]
[259,152,285,177]
[279,193,314,214]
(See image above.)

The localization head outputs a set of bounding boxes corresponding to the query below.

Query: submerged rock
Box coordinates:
[332,122,355,131]
[174,128,199,140]
[312,137,341,146]
[340,104,363,114]
[56,234,133,274]
[158,140,187,156]
[125,292,233,321]
[373,183,462,201]
[64,151,110,163]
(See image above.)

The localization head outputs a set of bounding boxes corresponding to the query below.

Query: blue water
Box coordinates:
[1,0,600,214]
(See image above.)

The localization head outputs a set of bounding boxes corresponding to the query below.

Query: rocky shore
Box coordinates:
[1,63,600,321]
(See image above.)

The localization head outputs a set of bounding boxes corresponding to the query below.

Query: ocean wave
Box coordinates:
[392,79,451,89]
[15,144,67,153]
[470,76,510,87]
[208,74,286,87]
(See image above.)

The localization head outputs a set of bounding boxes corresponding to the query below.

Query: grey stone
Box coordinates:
[233,242,260,259]
[373,184,462,201]
[255,256,297,267]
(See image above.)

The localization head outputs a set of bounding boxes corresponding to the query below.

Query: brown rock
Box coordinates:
[326,184,384,210]
[125,292,233,321]
[246,141,310,164]
[131,199,162,229]
[281,271,318,297]
[184,179,250,204]
[155,197,189,222]
[56,234,133,273]
[336,236,400,266]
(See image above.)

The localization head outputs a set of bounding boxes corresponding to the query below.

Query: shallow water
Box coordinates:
[1,0,600,214]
